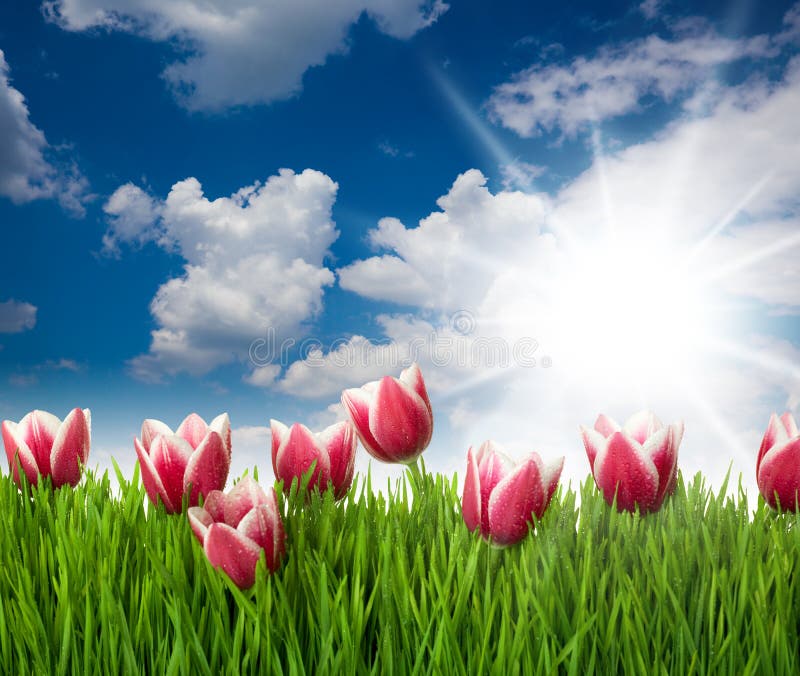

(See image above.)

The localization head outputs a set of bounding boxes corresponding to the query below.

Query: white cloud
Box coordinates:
[0,299,37,333]
[499,159,545,191]
[44,0,448,111]
[487,23,776,137]
[639,0,663,20]
[0,49,90,215]
[337,169,549,310]
[102,182,163,255]
[104,169,339,381]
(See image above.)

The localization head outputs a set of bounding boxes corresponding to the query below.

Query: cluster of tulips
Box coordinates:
[3,364,800,589]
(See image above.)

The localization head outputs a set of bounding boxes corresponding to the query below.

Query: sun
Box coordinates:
[549,232,719,389]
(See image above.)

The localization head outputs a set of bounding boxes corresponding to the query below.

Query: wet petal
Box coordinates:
[224,476,269,527]
[187,506,213,543]
[50,408,90,488]
[461,446,481,533]
[209,412,232,455]
[487,459,543,546]
[593,431,659,512]
[341,387,385,461]
[643,426,674,509]
[204,523,263,589]
[149,435,194,510]
[581,425,607,472]
[2,420,40,487]
[135,437,176,512]
[176,413,209,450]
[141,419,173,453]
[270,419,290,477]
[757,437,800,511]
[274,423,330,492]
[318,421,356,500]
[594,414,620,438]
[623,410,662,445]
[17,410,61,477]
[183,431,230,506]
[757,413,789,473]
[368,376,433,463]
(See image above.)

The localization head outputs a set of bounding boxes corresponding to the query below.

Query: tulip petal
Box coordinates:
[665,421,684,495]
[757,437,800,510]
[209,412,232,454]
[594,414,620,438]
[176,413,209,450]
[2,420,40,486]
[275,423,331,491]
[581,425,607,471]
[237,499,286,573]
[593,431,659,512]
[270,419,289,477]
[643,426,674,509]
[184,431,230,506]
[50,408,90,488]
[342,387,385,461]
[780,412,798,438]
[368,376,433,464]
[134,437,176,512]
[475,441,513,536]
[399,363,432,416]
[141,418,173,453]
[623,410,662,445]
[461,446,482,533]
[188,506,213,543]
[204,523,262,589]
[202,490,227,523]
[149,435,194,510]
[757,414,789,473]
[224,476,269,527]
[318,421,356,499]
[17,410,61,477]
[537,454,564,512]
[487,459,542,546]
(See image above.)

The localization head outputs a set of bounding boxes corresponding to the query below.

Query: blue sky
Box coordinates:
[1,0,799,496]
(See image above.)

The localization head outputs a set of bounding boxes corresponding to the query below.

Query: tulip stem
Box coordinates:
[405,459,425,499]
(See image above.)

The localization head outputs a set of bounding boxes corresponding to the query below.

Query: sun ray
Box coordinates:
[687,171,774,262]
[702,228,800,284]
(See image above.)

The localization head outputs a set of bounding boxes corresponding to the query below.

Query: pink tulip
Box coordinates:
[188,476,286,589]
[756,412,800,511]
[341,363,433,464]
[134,412,231,513]
[581,410,683,513]
[270,419,356,500]
[2,408,91,488]
[462,440,563,547]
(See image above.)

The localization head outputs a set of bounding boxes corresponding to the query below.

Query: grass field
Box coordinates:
[1,464,798,674]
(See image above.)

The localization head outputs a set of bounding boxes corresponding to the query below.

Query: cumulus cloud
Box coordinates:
[104,169,339,381]
[0,49,90,214]
[487,20,778,137]
[338,169,549,310]
[44,0,448,111]
[102,182,163,255]
[0,299,37,333]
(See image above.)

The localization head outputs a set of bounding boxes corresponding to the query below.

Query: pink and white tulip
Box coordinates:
[581,411,683,513]
[134,412,231,513]
[756,412,800,511]
[270,419,356,500]
[188,476,286,589]
[341,363,433,464]
[2,408,91,488]
[462,441,563,547]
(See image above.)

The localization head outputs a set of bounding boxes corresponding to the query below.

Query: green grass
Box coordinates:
[1,463,799,675]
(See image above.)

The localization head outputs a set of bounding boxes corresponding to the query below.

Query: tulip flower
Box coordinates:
[581,410,683,513]
[134,412,231,513]
[756,412,800,511]
[2,408,91,488]
[270,419,356,500]
[188,476,286,589]
[462,440,564,547]
[341,363,433,464]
